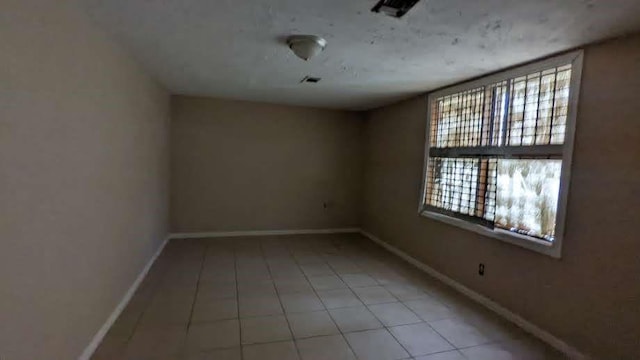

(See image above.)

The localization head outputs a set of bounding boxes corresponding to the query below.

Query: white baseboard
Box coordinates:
[78,235,170,360]
[359,229,588,360]
[169,227,360,240]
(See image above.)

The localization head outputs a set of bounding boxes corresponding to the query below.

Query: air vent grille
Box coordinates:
[301,76,321,83]
[371,0,420,18]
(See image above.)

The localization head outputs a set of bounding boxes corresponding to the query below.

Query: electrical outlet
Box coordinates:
[478,263,485,276]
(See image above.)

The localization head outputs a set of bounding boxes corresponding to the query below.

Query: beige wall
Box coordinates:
[362,34,640,360]
[0,1,170,359]
[171,96,363,233]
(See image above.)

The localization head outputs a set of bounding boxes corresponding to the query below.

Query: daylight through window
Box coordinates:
[421,55,580,246]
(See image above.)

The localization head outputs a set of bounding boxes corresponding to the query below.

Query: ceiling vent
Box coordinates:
[301,76,321,84]
[371,0,420,18]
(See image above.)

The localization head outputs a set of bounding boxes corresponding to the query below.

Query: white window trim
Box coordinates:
[418,50,584,258]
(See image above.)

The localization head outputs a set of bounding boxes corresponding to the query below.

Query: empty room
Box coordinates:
[2,0,640,359]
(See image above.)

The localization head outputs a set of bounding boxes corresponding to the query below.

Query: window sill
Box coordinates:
[419,210,562,259]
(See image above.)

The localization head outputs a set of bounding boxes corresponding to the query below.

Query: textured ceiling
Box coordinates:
[83,0,640,110]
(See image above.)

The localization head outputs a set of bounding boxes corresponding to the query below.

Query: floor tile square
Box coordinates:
[196,282,237,300]
[184,347,242,360]
[191,298,238,323]
[317,289,363,309]
[237,280,277,298]
[328,306,383,332]
[368,302,422,326]
[287,310,339,338]
[384,283,429,301]
[137,298,193,328]
[237,269,272,282]
[460,344,520,360]
[124,324,187,359]
[340,273,378,288]
[464,310,524,343]
[352,286,398,305]
[301,263,335,276]
[91,334,127,360]
[327,261,362,275]
[429,318,493,348]
[108,307,143,338]
[239,295,283,318]
[152,284,197,304]
[274,278,314,294]
[389,323,454,356]
[404,298,456,322]
[459,339,566,360]
[414,350,466,360]
[309,275,347,291]
[344,329,409,360]
[271,268,307,280]
[296,335,356,360]
[185,320,240,353]
[241,315,292,344]
[280,292,325,313]
[199,269,237,283]
[242,341,300,360]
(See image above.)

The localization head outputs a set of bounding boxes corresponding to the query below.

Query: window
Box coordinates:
[419,51,583,258]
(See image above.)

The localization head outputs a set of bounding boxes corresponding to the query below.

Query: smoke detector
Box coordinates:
[287,35,327,61]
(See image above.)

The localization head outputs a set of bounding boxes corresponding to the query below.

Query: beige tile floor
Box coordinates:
[92,233,566,360]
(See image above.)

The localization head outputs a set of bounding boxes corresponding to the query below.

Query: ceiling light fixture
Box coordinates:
[287,35,327,61]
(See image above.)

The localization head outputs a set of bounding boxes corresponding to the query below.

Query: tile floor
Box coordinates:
[92,233,566,360]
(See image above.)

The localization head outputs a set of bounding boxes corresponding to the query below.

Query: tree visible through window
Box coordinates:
[421,60,577,243]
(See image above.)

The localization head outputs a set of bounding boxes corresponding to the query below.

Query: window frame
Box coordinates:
[418,50,584,258]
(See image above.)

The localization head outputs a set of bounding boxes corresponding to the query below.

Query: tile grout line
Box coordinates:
[258,239,305,360]
[233,244,244,360]
[309,238,418,359]
[186,243,208,331]
[360,232,569,357]
[325,240,463,359]
[288,240,367,360]
[354,238,498,355]
[360,254,484,357]
[175,241,209,358]
[260,240,507,357]
[115,255,168,358]
[334,245,419,359]
[136,235,549,359]
[391,287,522,352]
[382,296,461,354]
[247,238,505,358]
